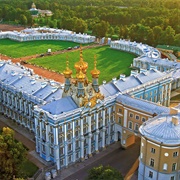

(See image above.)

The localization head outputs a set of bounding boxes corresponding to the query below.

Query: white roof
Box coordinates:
[139,114,180,145]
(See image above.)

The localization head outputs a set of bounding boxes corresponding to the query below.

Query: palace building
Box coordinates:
[0,27,96,44]
[0,31,180,178]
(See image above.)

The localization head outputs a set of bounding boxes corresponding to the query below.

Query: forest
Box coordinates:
[0,0,179,46]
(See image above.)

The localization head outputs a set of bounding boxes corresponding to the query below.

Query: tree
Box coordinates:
[0,127,27,180]
[19,14,27,25]
[73,18,87,33]
[87,165,123,180]
[92,20,109,38]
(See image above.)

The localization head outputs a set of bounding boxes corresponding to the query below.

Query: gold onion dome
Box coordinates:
[91,55,100,78]
[74,46,88,73]
[76,67,85,82]
[63,60,72,78]
[32,3,36,8]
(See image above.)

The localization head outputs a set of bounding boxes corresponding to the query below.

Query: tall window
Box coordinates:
[173,152,178,157]
[163,163,168,170]
[151,148,156,154]
[128,121,132,129]
[149,171,153,178]
[134,123,139,131]
[150,158,154,167]
[118,108,122,113]
[118,117,122,124]
[172,163,176,171]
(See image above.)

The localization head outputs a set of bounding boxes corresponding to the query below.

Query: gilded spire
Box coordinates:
[74,45,88,73]
[76,66,85,82]
[63,56,72,78]
[91,55,100,78]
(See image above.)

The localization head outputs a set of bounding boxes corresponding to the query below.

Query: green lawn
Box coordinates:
[20,159,39,178]
[0,39,81,58]
[28,46,136,84]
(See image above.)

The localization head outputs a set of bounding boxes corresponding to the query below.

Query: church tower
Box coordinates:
[62,47,104,107]
[91,55,100,93]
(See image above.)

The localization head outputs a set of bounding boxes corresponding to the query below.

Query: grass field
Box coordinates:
[0,39,81,58]
[28,46,136,84]
[20,159,38,178]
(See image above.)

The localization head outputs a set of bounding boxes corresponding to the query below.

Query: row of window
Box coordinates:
[150,158,177,171]
[151,148,178,157]
[149,170,175,180]
[118,109,147,122]
[128,121,139,131]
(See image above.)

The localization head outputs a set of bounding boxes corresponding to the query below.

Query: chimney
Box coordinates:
[112,77,117,83]
[172,116,179,126]
[120,74,126,81]
[170,108,178,115]
[130,70,138,76]
[150,65,157,70]
[140,68,147,74]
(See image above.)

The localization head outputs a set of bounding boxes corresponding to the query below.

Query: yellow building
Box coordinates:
[138,108,180,180]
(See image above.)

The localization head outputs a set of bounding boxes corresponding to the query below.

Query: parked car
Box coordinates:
[40,53,44,57]
[74,45,80,49]
[67,47,72,50]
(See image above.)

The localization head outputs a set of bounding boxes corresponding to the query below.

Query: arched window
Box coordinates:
[163,163,168,170]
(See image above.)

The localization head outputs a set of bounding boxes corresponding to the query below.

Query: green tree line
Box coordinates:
[0,0,179,46]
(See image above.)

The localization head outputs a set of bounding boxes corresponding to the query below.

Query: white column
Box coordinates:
[72,120,76,162]
[39,119,43,157]
[124,109,128,128]
[80,117,84,161]
[34,117,39,152]
[64,123,68,167]
[95,111,99,152]
[87,114,92,156]
[54,125,60,170]
[45,122,50,161]
[107,107,111,145]
[102,108,106,149]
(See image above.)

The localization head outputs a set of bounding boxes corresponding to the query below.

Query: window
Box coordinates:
[142,117,146,122]
[118,117,122,124]
[50,147,54,156]
[173,152,178,157]
[163,163,167,170]
[140,153,143,159]
[172,163,176,171]
[171,176,175,180]
[150,158,154,167]
[134,123,139,131]
[118,108,122,113]
[151,148,156,154]
[68,144,72,151]
[129,113,133,118]
[149,171,153,178]
[128,121,132,129]
[135,115,140,120]
[75,141,79,148]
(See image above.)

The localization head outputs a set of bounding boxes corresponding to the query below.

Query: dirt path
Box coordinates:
[0,24,25,31]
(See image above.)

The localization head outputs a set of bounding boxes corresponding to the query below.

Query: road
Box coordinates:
[61,139,140,180]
